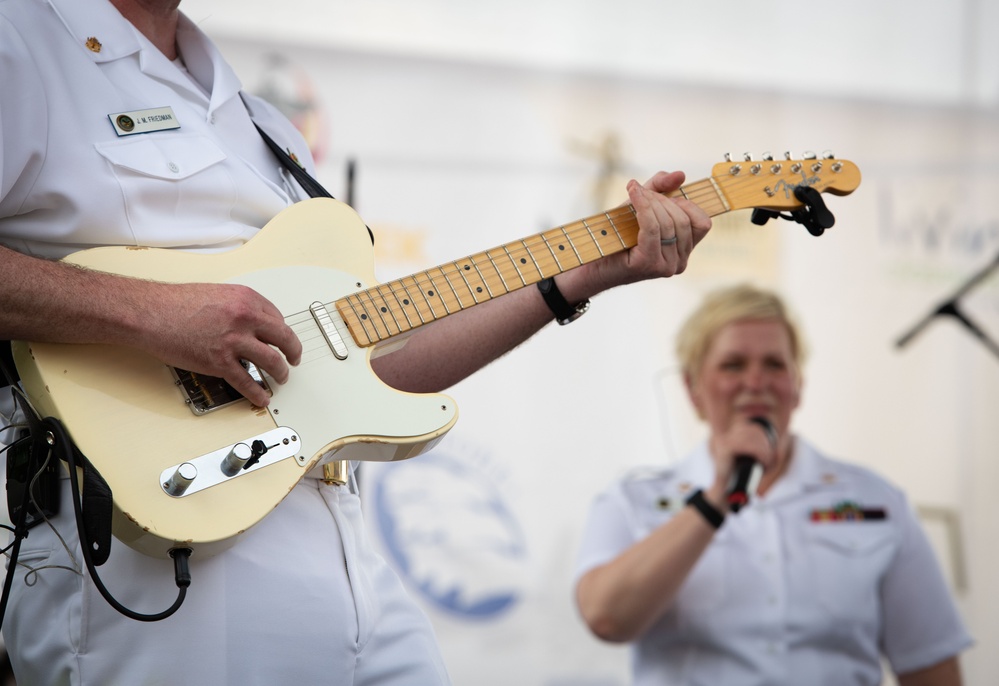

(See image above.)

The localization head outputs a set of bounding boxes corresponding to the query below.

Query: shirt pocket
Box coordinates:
[805,523,897,622]
[94,134,242,247]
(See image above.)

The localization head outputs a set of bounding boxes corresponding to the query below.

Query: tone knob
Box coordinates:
[221,442,253,476]
[163,462,198,496]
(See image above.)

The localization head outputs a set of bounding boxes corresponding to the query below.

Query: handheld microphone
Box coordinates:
[726,416,777,513]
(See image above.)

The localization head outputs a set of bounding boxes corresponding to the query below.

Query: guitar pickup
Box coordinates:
[171,361,271,415]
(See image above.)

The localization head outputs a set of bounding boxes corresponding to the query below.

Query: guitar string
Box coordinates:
[333,181,718,342]
[370,161,840,304]
[284,165,850,350]
[329,212,630,345]
[303,174,776,344]
[351,168,776,306]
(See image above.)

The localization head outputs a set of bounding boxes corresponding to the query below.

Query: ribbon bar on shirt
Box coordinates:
[108,106,181,136]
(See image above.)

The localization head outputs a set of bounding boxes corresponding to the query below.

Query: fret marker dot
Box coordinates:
[476,287,483,293]
[380,307,387,313]
[520,258,527,264]
[403,299,410,305]
[464,265,471,270]
[427,290,435,297]
[601,230,608,236]
[360,314,368,320]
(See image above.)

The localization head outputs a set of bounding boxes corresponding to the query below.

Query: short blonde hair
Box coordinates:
[676,284,807,381]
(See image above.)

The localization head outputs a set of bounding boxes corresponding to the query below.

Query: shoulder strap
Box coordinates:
[0,342,17,387]
[254,124,373,245]
[254,124,334,200]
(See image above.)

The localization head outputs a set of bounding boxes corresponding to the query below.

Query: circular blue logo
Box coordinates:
[371,448,527,619]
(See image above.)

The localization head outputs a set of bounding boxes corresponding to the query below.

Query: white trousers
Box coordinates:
[2,474,450,685]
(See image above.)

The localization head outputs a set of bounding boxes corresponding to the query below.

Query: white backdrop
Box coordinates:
[190,2,998,683]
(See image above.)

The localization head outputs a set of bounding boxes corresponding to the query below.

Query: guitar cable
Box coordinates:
[0,389,192,626]
[0,408,83,632]
[46,415,193,622]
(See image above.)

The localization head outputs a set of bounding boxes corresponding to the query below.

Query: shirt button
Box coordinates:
[210,114,216,124]
[168,162,180,173]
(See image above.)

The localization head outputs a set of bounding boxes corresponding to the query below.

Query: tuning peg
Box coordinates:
[724,152,733,162]
[784,151,792,160]
[822,150,835,159]
[802,150,817,160]
[762,151,774,161]
[743,152,753,161]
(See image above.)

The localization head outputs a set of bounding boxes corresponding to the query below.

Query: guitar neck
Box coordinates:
[335,177,730,347]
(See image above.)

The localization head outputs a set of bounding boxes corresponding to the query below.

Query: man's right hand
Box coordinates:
[0,246,301,408]
[141,282,302,407]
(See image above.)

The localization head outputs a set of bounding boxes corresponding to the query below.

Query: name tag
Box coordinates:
[108,107,181,136]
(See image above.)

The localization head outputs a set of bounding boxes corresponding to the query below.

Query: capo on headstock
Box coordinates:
[750,185,835,237]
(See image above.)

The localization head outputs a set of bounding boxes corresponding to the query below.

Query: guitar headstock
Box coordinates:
[713,151,861,212]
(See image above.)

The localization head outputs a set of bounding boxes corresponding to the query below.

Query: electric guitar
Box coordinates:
[13,154,861,558]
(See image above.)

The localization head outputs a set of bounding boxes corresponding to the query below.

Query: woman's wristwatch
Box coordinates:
[685,489,725,529]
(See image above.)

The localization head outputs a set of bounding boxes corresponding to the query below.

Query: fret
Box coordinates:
[391,281,424,325]
[342,294,378,346]
[514,238,544,282]
[602,211,629,250]
[559,225,584,265]
[413,272,448,316]
[385,282,417,329]
[374,283,406,335]
[355,289,394,341]
[573,219,606,264]
[580,218,604,256]
[501,245,528,286]
[483,249,513,291]
[517,234,552,279]
[426,267,461,314]
[451,260,481,305]
[468,258,496,299]
[546,225,583,270]
[397,275,434,323]
[538,231,564,272]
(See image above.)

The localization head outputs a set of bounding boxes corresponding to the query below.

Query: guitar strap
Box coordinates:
[0,343,16,388]
[254,123,336,201]
[254,123,374,244]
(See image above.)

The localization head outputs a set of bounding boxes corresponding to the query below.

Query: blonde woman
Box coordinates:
[574,284,970,685]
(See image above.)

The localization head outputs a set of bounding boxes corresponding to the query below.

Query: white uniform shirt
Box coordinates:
[0,0,311,259]
[575,438,972,686]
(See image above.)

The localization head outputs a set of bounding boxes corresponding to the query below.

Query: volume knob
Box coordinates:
[220,442,253,476]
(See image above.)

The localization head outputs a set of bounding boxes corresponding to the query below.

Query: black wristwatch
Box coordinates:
[537,277,590,325]
[686,489,725,529]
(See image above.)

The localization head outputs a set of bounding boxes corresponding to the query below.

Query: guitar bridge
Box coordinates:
[171,361,270,415]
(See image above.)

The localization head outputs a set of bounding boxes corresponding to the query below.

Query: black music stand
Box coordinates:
[895,251,999,361]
